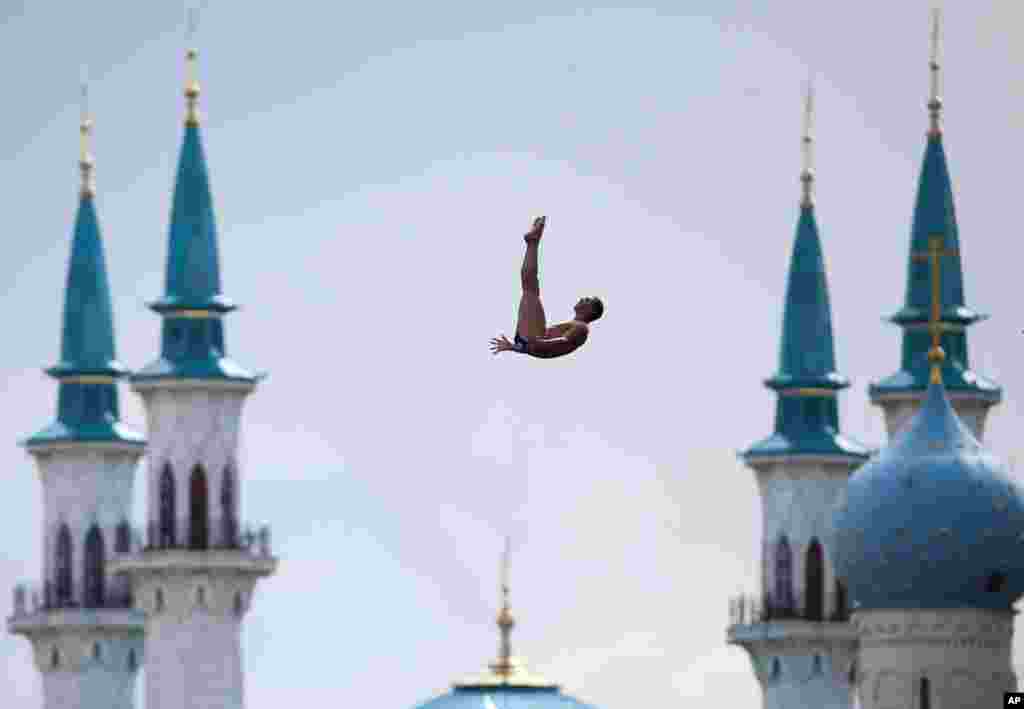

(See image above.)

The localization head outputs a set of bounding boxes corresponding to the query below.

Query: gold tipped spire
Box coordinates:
[928,8,942,136]
[490,536,515,678]
[800,77,815,207]
[79,79,95,197]
[452,538,556,690]
[184,5,201,125]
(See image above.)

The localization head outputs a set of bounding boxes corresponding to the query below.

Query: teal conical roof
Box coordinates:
[25,190,143,447]
[134,113,253,383]
[49,195,123,378]
[746,204,868,461]
[871,132,999,401]
[767,205,845,391]
[150,123,234,314]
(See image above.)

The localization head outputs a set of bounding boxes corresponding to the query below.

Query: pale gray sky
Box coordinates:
[2,1,1024,707]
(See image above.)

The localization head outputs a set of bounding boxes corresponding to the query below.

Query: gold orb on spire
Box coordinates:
[78,83,95,197]
[185,48,201,125]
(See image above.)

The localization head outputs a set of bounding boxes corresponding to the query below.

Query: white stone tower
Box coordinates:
[109,45,276,709]
[868,11,1000,441]
[727,84,868,708]
[7,101,147,708]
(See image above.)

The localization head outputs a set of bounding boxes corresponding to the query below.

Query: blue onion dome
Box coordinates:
[414,685,597,709]
[414,658,598,709]
[833,380,1024,611]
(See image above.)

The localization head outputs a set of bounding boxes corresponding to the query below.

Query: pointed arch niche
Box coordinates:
[773,535,794,617]
[189,465,210,550]
[804,538,824,621]
[159,464,176,548]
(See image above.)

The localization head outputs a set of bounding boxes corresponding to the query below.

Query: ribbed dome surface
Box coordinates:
[833,381,1024,610]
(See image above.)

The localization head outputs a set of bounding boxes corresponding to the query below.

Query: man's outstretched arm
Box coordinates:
[490,325,588,359]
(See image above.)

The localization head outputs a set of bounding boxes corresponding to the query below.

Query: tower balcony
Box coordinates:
[139,519,272,556]
[727,591,851,628]
[727,593,859,651]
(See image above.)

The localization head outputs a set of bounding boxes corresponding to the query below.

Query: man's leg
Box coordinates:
[516,237,547,341]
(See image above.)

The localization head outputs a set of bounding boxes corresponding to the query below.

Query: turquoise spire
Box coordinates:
[134,48,253,383]
[745,85,868,461]
[25,109,143,446]
[870,12,999,403]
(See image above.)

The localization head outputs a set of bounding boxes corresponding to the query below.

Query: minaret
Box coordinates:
[108,43,276,709]
[869,10,1000,440]
[7,93,147,709]
[833,209,1024,708]
[727,82,869,709]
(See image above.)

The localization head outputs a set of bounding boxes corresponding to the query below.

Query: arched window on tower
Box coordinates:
[115,519,131,554]
[189,465,209,550]
[83,524,105,608]
[833,578,848,621]
[920,677,931,709]
[159,464,176,548]
[220,464,237,548]
[805,538,824,621]
[55,524,73,607]
[774,535,794,617]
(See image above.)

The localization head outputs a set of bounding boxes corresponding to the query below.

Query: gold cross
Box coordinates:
[912,234,957,383]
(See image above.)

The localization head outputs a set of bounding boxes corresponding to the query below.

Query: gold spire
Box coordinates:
[452,538,556,690]
[184,5,201,125]
[928,7,942,136]
[800,77,815,207]
[490,536,515,678]
[79,79,95,197]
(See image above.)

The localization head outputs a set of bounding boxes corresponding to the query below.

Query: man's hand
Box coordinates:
[524,216,546,243]
[490,334,515,354]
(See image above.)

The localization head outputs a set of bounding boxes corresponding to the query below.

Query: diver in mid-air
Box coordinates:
[489,216,603,359]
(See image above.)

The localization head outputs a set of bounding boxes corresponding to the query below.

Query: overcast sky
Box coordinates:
[2,1,1024,707]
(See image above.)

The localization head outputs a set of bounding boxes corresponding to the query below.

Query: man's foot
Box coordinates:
[524,216,546,244]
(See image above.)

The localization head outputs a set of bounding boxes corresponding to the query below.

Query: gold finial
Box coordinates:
[800,76,815,207]
[490,536,515,678]
[79,77,95,197]
[928,8,942,136]
[184,4,201,125]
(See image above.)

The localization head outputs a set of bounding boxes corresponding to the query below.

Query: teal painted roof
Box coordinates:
[872,133,1000,400]
[834,379,1024,610]
[765,205,847,391]
[26,193,143,447]
[746,205,867,461]
[415,686,597,709]
[136,122,254,383]
[47,196,124,378]
[150,123,234,314]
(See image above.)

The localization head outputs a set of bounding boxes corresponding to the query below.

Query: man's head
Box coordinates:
[574,296,604,323]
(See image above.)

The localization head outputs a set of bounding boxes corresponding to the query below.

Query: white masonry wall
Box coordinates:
[747,648,856,709]
[34,446,141,604]
[31,626,142,709]
[128,379,267,709]
[753,457,858,617]
[853,608,1016,709]
[135,570,255,709]
[140,384,248,542]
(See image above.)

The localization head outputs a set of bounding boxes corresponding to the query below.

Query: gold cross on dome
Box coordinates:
[912,234,958,383]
